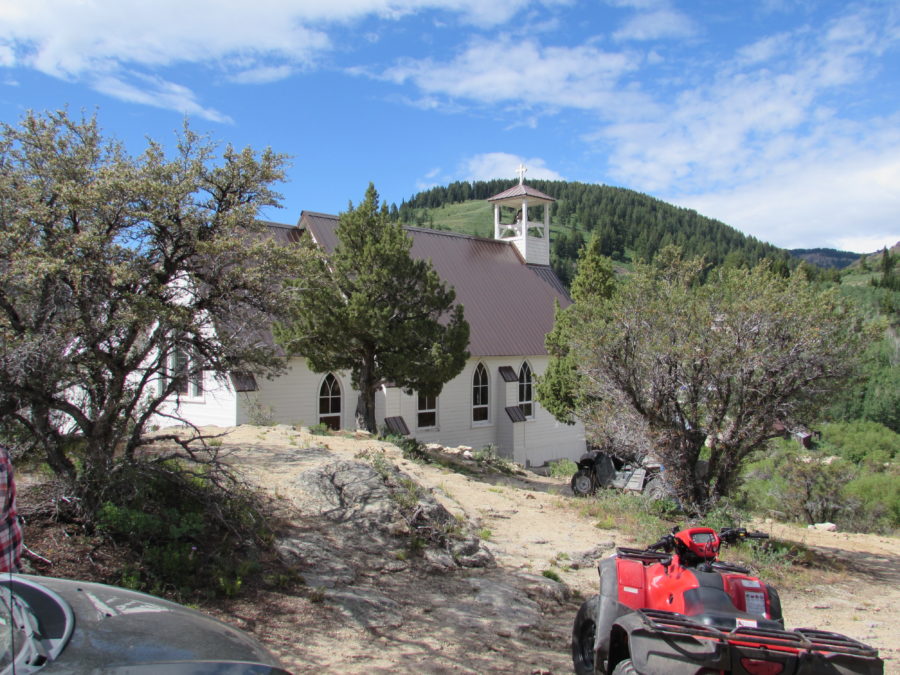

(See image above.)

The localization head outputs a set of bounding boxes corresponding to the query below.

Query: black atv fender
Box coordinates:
[591,556,633,674]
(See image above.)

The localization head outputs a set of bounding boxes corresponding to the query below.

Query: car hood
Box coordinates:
[11,575,288,674]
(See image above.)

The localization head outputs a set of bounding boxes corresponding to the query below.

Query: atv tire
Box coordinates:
[571,470,595,497]
[611,658,638,674]
[572,595,599,675]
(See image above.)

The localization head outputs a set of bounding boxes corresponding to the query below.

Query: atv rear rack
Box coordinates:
[615,547,672,564]
[637,609,880,659]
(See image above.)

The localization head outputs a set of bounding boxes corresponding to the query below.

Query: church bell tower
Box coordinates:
[487,164,554,266]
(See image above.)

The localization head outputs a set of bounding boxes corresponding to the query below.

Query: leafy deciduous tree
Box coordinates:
[546,246,874,510]
[275,183,470,432]
[0,110,313,511]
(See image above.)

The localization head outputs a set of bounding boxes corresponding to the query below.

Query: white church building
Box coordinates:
[160,176,587,467]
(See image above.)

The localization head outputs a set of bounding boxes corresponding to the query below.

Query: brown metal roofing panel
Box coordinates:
[527,264,570,297]
[299,211,340,250]
[261,220,305,245]
[487,183,555,203]
[301,214,571,357]
[498,366,518,382]
[505,406,527,423]
[409,229,570,356]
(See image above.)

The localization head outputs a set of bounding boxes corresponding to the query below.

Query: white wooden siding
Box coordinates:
[153,371,239,428]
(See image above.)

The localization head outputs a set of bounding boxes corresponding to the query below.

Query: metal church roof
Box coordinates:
[486,183,555,203]
[295,212,571,357]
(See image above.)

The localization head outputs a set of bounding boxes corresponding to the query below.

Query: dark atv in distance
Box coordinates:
[572,526,883,674]
[571,449,667,500]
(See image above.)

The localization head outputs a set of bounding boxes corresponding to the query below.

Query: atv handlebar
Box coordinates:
[645,527,768,553]
[718,527,769,544]
[647,534,675,552]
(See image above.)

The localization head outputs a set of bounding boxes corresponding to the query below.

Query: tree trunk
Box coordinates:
[355,390,377,433]
[356,352,379,433]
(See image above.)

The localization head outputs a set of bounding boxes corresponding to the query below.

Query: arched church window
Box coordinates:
[518,362,533,418]
[318,374,341,430]
[472,363,489,423]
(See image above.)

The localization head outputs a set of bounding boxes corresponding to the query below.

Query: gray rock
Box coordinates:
[295,461,400,525]
[275,533,356,588]
[450,536,482,558]
[381,560,409,573]
[463,577,543,634]
[413,573,551,637]
[325,586,404,628]
[569,542,615,569]
[424,548,456,572]
[513,572,570,604]
[456,548,495,568]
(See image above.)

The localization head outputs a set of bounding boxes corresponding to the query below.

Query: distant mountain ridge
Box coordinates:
[790,248,861,270]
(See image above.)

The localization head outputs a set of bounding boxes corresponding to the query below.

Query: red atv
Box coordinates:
[571,526,883,674]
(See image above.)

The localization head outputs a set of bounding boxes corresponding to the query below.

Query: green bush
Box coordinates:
[818,420,898,466]
[542,569,562,582]
[95,460,276,600]
[473,445,518,474]
[739,434,898,534]
[549,459,577,479]
[842,470,900,531]
[396,437,430,462]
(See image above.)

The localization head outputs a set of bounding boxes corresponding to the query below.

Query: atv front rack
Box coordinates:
[615,547,672,564]
[638,609,880,658]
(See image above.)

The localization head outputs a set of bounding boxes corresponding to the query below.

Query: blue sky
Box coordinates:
[1,1,898,253]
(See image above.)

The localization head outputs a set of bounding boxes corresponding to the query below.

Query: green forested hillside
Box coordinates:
[390,179,791,286]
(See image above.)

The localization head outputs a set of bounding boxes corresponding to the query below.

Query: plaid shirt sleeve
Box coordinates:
[0,448,23,573]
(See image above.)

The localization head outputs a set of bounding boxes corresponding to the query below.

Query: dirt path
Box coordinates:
[216,425,899,674]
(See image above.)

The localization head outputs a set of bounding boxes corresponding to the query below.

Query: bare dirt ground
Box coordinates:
[18,424,900,674]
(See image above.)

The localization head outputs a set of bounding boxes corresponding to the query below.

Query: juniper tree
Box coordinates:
[275,183,469,432]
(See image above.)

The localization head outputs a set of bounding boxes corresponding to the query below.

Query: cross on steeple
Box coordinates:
[516,163,527,185]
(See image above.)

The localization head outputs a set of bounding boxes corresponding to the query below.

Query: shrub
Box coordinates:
[542,569,562,582]
[95,459,277,600]
[819,420,898,467]
[549,459,577,479]
[396,437,430,462]
[841,470,900,532]
[473,445,518,474]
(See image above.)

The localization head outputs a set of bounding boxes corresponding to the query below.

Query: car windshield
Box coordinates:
[0,586,28,670]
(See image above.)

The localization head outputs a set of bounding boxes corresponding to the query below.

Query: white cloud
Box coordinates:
[382,36,644,113]
[736,33,790,65]
[613,8,697,42]
[0,0,547,118]
[670,140,900,251]
[600,8,899,196]
[92,73,233,124]
[462,152,563,181]
[228,65,295,85]
[0,42,13,67]
[589,8,900,249]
